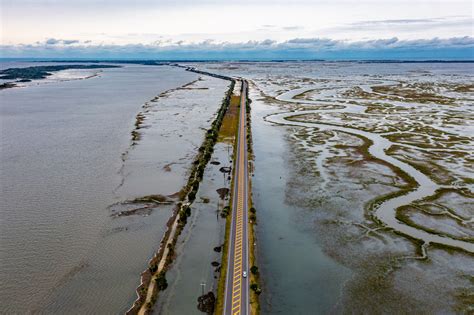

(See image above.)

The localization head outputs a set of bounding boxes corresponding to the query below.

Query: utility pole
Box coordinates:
[200,282,206,296]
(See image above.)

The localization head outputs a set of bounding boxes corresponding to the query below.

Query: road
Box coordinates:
[224,80,250,315]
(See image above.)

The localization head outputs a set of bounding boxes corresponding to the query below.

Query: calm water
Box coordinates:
[156,142,232,314]
[2,61,472,314]
[0,64,198,313]
[186,61,473,313]
[250,97,351,314]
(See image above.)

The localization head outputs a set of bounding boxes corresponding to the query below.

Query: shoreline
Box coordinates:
[127,71,235,314]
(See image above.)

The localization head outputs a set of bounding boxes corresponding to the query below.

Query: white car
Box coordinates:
[242,271,247,278]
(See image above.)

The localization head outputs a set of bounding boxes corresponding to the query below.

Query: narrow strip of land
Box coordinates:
[224,81,250,315]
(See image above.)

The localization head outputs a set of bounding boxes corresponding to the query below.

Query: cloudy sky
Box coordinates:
[1,0,473,59]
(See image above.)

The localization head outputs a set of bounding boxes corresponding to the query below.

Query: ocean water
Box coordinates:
[0,64,200,313]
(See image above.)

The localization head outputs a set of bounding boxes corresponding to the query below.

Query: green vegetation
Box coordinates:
[250,283,262,295]
[215,174,236,315]
[250,265,259,275]
[246,96,253,157]
[249,208,257,222]
[343,82,459,105]
[131,194,169,203]
[155,272,168,291]
[453,84,474,92]
[221,206,230,218]
[131,130,141,142]
[218,94,241,142]
[372,84,456,105]
[177,204,192,225]
[135,113,145,129]
[0,82,16,90]
[248,202,261,315]
[215,87,241,315]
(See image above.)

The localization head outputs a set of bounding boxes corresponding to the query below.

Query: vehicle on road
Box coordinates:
[243,271,247,278]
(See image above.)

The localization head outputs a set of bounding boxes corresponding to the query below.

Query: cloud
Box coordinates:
[62,39,80,45]
[352,18,439,26]
[44,38,80,45]
[2,36,473,60]
[343,16,473,31]
[45,38,61,45]
[282,26,303,31]
[314,16,474,38]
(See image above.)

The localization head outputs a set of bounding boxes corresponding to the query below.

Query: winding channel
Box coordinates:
[264,86,474,253]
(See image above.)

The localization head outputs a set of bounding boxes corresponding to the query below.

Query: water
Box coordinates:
[251,96,351,314]
[156,142,232,314]
[0,64,199,313]
[188,61,473,312]
[266,110,474,253]
[2,61,472,313]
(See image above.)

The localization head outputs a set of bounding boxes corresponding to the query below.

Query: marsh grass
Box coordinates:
[218,95,241,143]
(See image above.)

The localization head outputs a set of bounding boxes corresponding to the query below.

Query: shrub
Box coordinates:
[220,206,230,218]
[178,214,187,225]
[250,265,259,275]
[184,205,191,217]
[155,272,168,291]
[250,283,262,295]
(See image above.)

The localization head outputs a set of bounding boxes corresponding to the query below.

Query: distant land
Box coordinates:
[0,64,121,89]
[1,58,473,63]
[0,64,120,81]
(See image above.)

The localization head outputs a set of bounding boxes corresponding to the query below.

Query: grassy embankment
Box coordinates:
[218,94,241,142]
[215,93,241,314]
[215,87,261,315]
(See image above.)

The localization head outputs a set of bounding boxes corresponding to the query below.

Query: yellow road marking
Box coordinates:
[229,86,248,314]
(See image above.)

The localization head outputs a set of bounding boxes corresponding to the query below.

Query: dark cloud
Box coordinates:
[62,39,80,45]
[44,38,80,45]
[45,38,61,45]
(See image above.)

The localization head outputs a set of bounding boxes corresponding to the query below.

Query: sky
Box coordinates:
[1,0,473,59]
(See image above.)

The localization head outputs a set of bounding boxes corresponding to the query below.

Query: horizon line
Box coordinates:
[1,58,474,63]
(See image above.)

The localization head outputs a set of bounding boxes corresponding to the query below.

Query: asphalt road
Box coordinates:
[224,80,249,315]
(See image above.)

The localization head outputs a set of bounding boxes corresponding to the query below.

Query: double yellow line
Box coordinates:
[230,88,247,315]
